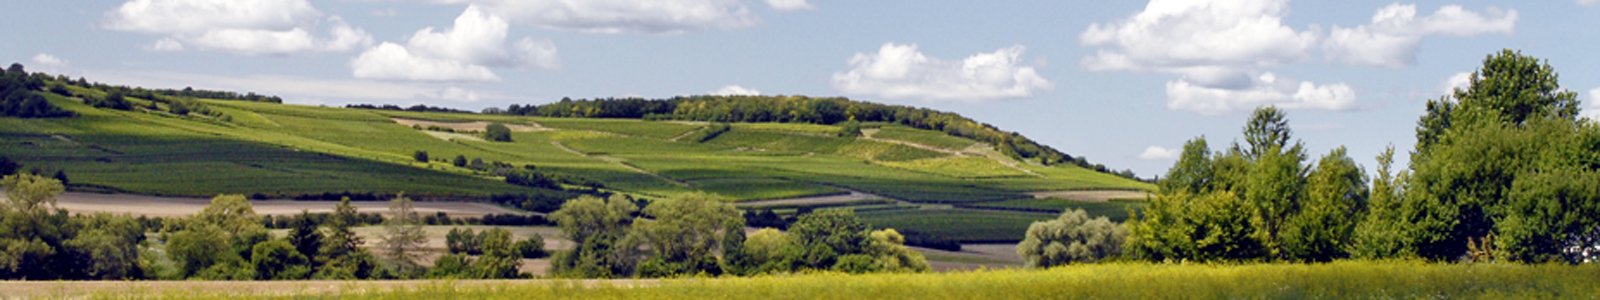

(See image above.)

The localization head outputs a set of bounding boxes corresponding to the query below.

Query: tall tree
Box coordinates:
[627,192,743,277]
[379,194,427,277]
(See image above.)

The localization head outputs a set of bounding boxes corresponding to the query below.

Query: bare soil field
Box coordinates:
[1028,190,1152,202]
[391,118,543,132]
[28,192,528,217]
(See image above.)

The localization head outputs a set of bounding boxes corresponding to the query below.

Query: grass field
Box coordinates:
[962,199,1144,222]
[12,261,1595,299]
[871,125,978,150]
[858,209,1058,243]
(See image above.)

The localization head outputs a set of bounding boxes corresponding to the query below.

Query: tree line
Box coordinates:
[488,95,1141,180]
[1017,50,1600,268]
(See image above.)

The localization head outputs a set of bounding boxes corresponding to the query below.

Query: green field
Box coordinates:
[0,84,1153,243]
[858,209,1058,243]
[34,261,1596,299]
[962,199,1144,222]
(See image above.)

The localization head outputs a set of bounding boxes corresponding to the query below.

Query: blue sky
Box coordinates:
[3,0,1598,178]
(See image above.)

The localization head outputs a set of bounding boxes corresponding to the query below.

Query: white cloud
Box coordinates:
[832,43,1053,103]
[351,43,501,82]
[1080,0,1317,80]
[104,0,372,55]
[1585,87,1600,120]
[1578,0,1600,7]
[149,37,184,51]
[427,0,759,35]
[710,85,761,96]
[1440,72,1472,95]
[421,87,483,102]
[31,53,67,67]
[1137,146,1180,160]
[350,5,559,82]
[1166,72,1355,116]
[766,0,815,11]
[1323,4,1516,68]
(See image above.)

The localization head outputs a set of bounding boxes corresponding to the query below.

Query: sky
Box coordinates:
[3,0,1599,179]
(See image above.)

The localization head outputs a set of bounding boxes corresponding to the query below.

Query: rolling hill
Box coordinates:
[0,73,1153,243]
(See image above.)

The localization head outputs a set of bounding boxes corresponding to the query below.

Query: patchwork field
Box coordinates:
[0,88,1155,244]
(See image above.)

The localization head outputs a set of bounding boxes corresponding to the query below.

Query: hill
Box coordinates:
[0,70,1153,244]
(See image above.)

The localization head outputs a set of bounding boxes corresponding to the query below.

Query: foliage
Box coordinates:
[1017,209,1128,268]
[413,150,429,163]
[315,198,375,279]
[626,192,743,277]
[379,194,427,277]
[1397,49,1600,263]
[549,194,638,278]
[836,120,862,138]
[0,174,143,280]
[250,239,309,280]
[484,123,512,142]
[0,71,73,118]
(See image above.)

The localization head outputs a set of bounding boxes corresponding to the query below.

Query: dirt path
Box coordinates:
[667,126,707,142]
[1028,190,1152,202]
[734,191,883,208]
[19,192,528,217]
[550,141,689,187]
[391,118,544,132]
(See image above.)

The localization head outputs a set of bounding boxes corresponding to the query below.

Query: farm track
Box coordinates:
[667,125,707,142]
[549,141,689,187]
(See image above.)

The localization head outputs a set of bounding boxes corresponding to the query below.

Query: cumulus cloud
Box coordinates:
[1578,0,1600,7]
[31,53,67,68]
[104,0,372,55]
[1137,146,1180,160]
[1081,0,1360,115]
[1440,72,1473,95]
[350,5,560,82]
[766,0,816,11]
[832,43,1053,103]
[1586,87,1600,120]
[1323,4,1516,68]
[421,87,483,102]
[710,85,761,96]
[1167,72,1355,116]
[425,0,759,35]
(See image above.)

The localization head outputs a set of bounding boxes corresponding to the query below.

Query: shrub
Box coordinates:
[1017,208,1127,268]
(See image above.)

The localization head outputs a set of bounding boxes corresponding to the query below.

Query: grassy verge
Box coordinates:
[45,261,1599,299]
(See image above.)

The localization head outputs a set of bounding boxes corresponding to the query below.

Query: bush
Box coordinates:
[484,123,512,142]
[413,151,429,163]
[1017,208,1127,268]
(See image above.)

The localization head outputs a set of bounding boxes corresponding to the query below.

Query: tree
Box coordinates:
[168,100,190,116]
[1239,106,1294,159]
[0,155,17,176]
[252,239,310,280]
[837,120,863,137]
[65,213,146,280]
[788,209,870,270]
[6,63,23,75]
[452,155,467,167]
[1281,147,1368,262]
[549,194,637,278]
[446,227,482,255]
[315,198,374,279]
[413,151,429,163]
[738,228,799,274]
[1397,49,1599,262]
[471,228,521,279]
[1017,209,1127,268]
[166,194,268,280]
[378,194,427,277]
[0,174,66,279]
[627,192,743,277]
[484,123,512,142]
[864,229,929,273]
[286,211,323,264]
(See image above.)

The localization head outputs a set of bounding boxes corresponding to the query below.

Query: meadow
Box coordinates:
[13,261,1595,299]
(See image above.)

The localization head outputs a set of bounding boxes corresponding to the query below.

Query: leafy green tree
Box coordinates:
[1398,49,1599,262]
[452,155,468,167]
[65,213,146,280]
[549,194,637,278]
[286,211,323,265]
[446,227,482,255]
[6,63,23,75]
[379,194,427,277]
[735,228,799,274]
[413,151,429,163]
[1348,146,1412,259]
[1243,144,1306,259]
[1281,147,1368,262]
[471,228,521,279]
[252,239,310,280]
[484,123,512,142]
[0,174,65,279]
[315,198,375,279]
[865,229,929,272]
[513,234,547,259]
[0,155,18,176]
[167,223,248,279]
[628,192,743,277]
[789,209,870,270]
[1017,209,1127,268]
[837,120,863,137]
